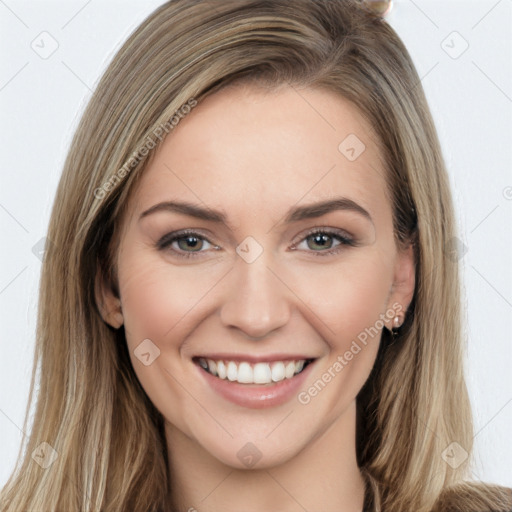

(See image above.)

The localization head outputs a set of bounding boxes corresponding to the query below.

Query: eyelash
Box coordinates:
[156,228,356,259]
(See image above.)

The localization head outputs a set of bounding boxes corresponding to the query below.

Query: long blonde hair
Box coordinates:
[1,1,510,511]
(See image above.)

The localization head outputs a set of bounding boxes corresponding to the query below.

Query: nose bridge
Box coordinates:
[219,244,291,339]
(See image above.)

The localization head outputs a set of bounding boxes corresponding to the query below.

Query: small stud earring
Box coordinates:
[392,315,402,329]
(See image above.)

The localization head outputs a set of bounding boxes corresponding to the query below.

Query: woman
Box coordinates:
[1,0,510,510]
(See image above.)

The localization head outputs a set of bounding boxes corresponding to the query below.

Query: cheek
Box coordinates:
[290,253,392,412]
[118,249,220,347]
[289,250,393,345]
[116,250,223,428]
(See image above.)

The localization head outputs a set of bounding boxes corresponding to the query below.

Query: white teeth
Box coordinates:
[271,362,285,382]
[253,363,272,384]
[237,362,253,383]
[207,359,217,376]
[285,361,296,379]
[216,361,226,379]
[227,361,238,381]
[198,357,310,384]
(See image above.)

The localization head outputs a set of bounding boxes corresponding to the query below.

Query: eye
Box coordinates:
[156,228,356,259]
[293,228,356,256]
[156,230,218,259]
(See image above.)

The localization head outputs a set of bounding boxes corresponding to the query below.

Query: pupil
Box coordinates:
[179,236,201,251]
[310,234,331,250]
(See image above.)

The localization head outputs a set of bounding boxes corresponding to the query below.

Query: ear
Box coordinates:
[385,243,415,329]
[95,267,124,329]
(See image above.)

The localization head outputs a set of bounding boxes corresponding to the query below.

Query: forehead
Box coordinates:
[126,84,390,225]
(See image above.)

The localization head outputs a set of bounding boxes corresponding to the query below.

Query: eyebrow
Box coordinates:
[138,197,373,227]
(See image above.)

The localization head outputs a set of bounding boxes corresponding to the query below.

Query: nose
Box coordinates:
[219,254,291,340]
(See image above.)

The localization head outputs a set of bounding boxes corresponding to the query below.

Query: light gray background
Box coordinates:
[1,0,511,489]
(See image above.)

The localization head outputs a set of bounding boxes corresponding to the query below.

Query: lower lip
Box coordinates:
[196,361,315,409]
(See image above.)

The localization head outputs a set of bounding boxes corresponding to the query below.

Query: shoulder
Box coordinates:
[432,481,512,512]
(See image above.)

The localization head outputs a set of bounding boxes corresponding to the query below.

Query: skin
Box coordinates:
[98,84,415,512]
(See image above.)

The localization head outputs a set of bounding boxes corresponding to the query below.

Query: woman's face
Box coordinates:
[99,84,415,469]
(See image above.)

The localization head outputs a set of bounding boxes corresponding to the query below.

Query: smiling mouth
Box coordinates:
[193,357,315,385]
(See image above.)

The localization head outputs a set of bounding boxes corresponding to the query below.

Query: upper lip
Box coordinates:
[193,353,317,363]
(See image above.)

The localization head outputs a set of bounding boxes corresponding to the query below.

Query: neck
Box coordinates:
[165,400,366,512]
